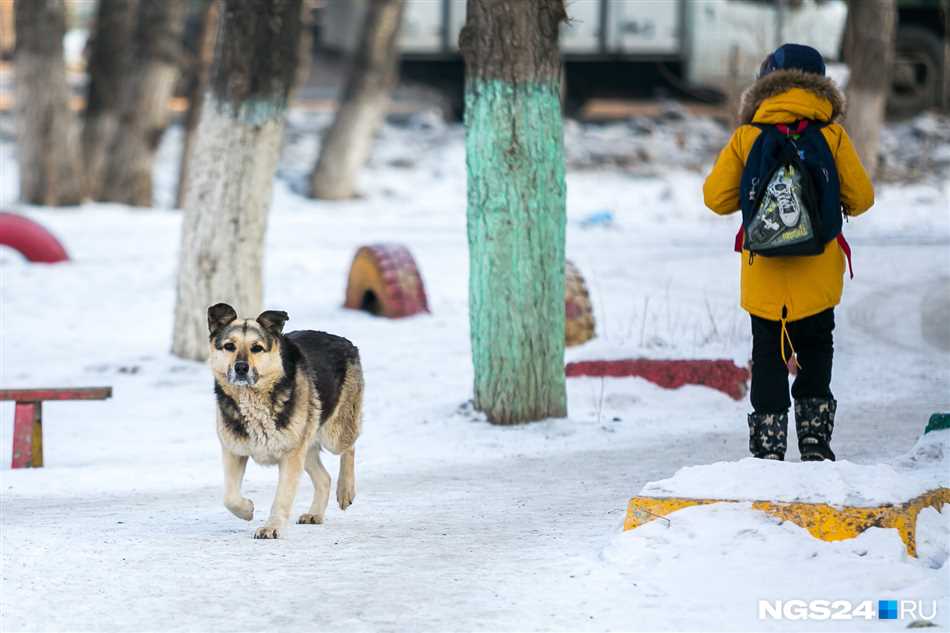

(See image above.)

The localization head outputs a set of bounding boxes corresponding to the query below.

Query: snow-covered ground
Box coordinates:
[0,109,948,631]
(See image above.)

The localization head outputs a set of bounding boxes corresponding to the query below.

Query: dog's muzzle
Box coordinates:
[228,361,257,386]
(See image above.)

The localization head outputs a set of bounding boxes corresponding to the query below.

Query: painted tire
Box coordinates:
[565,259,595,346]
[0,212,69,263]
[344,243,429,318]
[565,359,751,401]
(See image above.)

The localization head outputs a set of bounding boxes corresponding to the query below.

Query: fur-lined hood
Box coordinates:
[738,69,846,124]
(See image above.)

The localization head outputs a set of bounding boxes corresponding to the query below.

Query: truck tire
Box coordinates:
[889,26,944,118]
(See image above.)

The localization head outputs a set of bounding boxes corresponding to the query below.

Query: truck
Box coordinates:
[321,0,947,117]
[322,0,848,113]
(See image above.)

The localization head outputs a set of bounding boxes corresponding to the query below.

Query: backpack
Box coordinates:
[738,120,842,258]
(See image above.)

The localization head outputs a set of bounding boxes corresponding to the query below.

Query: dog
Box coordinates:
[207,303,363,539]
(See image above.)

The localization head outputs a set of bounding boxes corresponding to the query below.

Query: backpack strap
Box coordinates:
[776,120,810,137]
[753,119,828,137]
[836,233,854,279]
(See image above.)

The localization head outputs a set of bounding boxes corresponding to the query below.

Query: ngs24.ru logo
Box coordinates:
[758,599,938,621]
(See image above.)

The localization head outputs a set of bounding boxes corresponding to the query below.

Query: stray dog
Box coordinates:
[207,303,363,539]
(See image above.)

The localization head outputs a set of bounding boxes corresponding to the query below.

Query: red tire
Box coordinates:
[344,244,429,318]
[0,212,69,263]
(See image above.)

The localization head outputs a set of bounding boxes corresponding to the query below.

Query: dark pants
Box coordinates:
[750,308,835,414]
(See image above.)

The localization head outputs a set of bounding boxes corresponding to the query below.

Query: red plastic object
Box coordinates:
[0,212,69,263]
[565,359,751,400]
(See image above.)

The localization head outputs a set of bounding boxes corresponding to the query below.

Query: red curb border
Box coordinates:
[565,358,750,400]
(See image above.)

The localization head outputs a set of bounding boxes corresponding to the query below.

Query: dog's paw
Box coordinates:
[297,513,324,525]
[225,497,254,521]
[253,526,280,539]
[337,479,355,511]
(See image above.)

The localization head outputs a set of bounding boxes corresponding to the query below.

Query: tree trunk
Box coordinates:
[100,0,185,206]
[943,0,950,111]
[0,0,15,60]
[459,0,568,424]
[843,0,897,179]
[175,0,219,209]
[309,0,404,200]
[171,0,301,361]
[82,0,138,200]
[14,0,82,206]
[293,0,317,97]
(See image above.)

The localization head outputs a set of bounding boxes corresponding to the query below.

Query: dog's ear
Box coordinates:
[208,303,238,336]
[257,310,289,336]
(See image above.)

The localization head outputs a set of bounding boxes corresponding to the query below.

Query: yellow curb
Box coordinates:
[624,488,950,557]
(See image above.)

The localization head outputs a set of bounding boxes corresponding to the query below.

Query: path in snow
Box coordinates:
[2,240,947,632]
[2,422,930,633]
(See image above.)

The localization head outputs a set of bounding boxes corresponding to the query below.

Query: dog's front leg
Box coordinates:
[255,448,305,539]
[222,448,254,521]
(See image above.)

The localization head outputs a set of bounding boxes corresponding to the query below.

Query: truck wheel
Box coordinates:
[888,26,943,118]
[344,243,430,318]
[565,259,595,346]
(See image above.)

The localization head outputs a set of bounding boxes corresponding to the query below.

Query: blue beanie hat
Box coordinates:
[758,43,826,78]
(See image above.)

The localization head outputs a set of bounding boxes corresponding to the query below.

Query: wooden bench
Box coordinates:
[0,387,112,468]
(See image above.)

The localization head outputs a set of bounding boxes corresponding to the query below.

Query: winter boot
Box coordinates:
[795,397,837,461]
[747,411,788,460]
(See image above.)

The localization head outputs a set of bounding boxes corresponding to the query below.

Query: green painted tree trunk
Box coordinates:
[460,0,568,424]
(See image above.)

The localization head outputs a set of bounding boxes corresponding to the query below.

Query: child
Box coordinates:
[703,44,874,461]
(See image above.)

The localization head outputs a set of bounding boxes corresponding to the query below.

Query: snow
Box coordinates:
[0,108,949,631]
[601,503,949,631]
[639,430,949,506]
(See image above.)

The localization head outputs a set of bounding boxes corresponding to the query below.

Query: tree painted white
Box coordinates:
[100,0,185,207]
[172,96,285,361]
[101,63,180,206]
[843,0,896,179]
[845,87,888,178]
[82,0,138,200]
[310,0,404,200]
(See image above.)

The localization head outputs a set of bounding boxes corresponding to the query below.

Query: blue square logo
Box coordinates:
[879,600,898,620]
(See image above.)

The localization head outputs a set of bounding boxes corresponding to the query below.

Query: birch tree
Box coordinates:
[14,0,82,205]
[172,0,302,361]
[459,0,568,424]
[309,0,404,200]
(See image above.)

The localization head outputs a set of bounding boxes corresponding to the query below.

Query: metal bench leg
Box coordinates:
[12,401,42,468]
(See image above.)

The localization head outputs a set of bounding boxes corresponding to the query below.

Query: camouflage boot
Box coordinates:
[795,397,837,462]
[747,411,788,460]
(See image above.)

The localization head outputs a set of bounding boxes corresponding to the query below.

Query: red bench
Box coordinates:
[0,387,112,468]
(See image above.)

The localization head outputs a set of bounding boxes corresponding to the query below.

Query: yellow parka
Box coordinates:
[703,70,874,323]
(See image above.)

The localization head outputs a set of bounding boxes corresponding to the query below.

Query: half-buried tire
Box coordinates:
[344,243,430,318]
[565,259,595,346]
[0,212,69,263]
